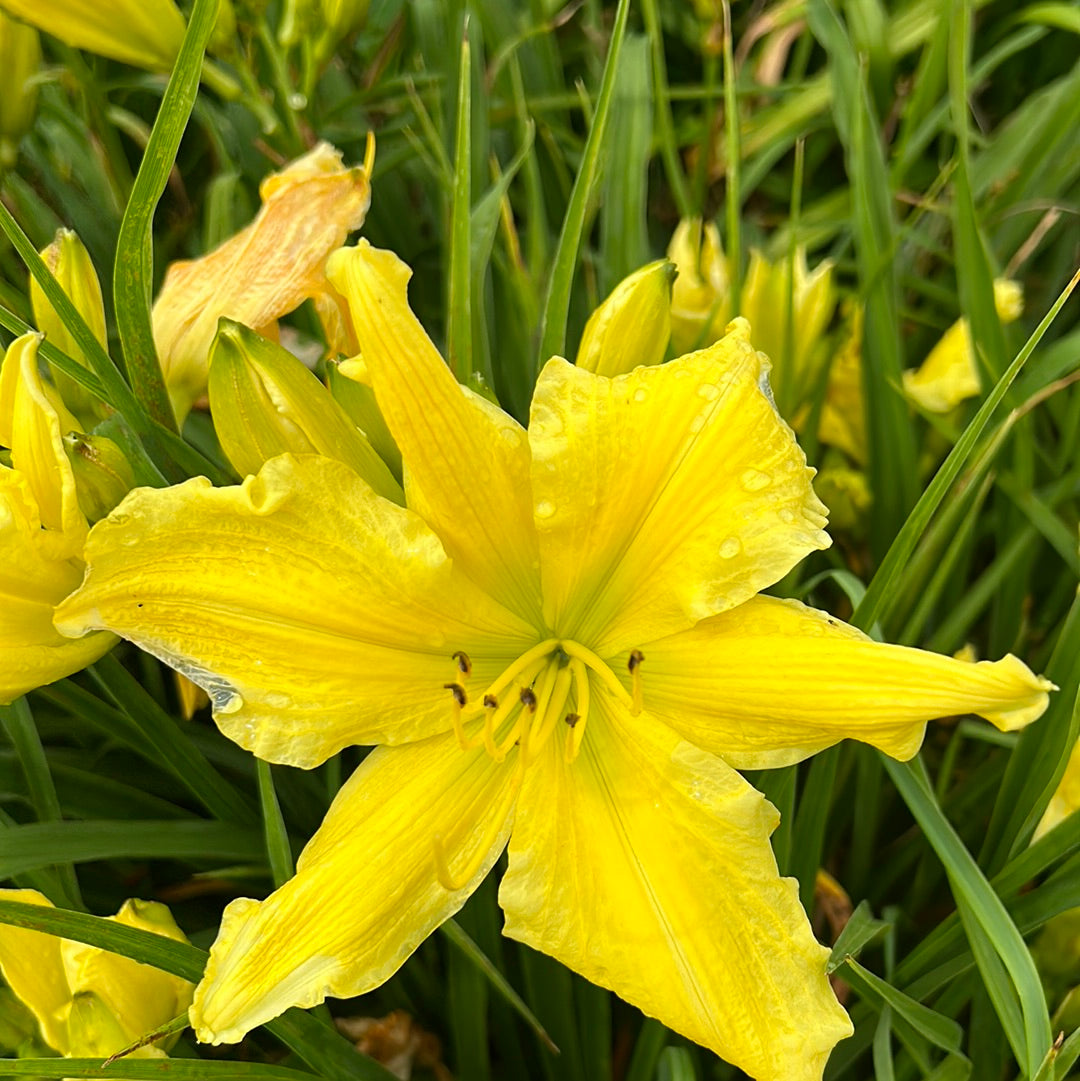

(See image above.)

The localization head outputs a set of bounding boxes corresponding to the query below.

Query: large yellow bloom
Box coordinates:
[0,890,193,1058]
[56,242,1052,1081]
[0,333,114,703]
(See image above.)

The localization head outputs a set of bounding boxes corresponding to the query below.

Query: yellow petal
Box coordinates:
[902,319,981,413]
[0,889,70,1053]
[326,240,542,623]
[818,303,867,464]
[0,471,113,704]
[667,218,729,354]
[0,332,85,549]
[152,144,372,423]
[192,732,517,1044]
[528,320,829,655]
[639,595,1053,769]
[55,454,537,767]
[0,0,185,70]
[61,900,193,1045]
[499,696,852,1081]
[575,260,674,378]
[1036,736,1080,841]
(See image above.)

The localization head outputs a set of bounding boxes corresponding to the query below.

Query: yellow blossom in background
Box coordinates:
[0,333,114,703]
[667,217,729,354]
[57,241,1053,1081]
[818,302,867,465]
[902,279,1024,414]
[740,246,836,417]
[1036,737,1080,841]
[0,890,194,1058]
[0,0,185,71]
[0,10,40,168]
[152,140,373,424]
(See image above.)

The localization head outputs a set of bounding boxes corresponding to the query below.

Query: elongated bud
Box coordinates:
[0,12,40,168]
[326,356,402,481]
[208,319,403,503]
[0,0,186,71]
[575,260,674,378]
[63,431,135,523]
[30,229,110,424]
[667,218,729,355]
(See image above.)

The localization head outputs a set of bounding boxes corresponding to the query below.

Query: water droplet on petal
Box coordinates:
[778,508,796,524]
[718,536,742,558]
[697,383,719,401]
[633,387,649,403]
[689,413,707,434]
[534,500,556,520]
[740,468,772,491]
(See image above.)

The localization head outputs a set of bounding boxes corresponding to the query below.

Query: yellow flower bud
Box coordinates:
[575,260,674,378]
[0,0,186,71]
[740,246,835,417]
[326,355,402,481]
[0,891,194,1059]
[280,0,368,61]
[208,318,402,502]
[667,218,730,355]
[902,278,1024,414]
[818,303,867,465]
[0,11,40,168]
[29,229,110,424]
[63,430,135,522]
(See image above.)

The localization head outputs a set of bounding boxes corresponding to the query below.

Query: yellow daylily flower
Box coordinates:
[0,10,40,168]
[902,279,1024,414]
[818,302,867,465]
[1036,737,1080,841]
[57,241,1052,1081]
[0,333,114,703]
[0,890,194,1058]
[152,140,373,424]
[667,217,729,354]
[0,0,185,71]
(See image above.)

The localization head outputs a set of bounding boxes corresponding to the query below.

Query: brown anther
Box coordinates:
[628,649,645,673]
[443,682,467,707]
[483,693,499,709]
[565,713,580,728]
[520,687,538,712]
[452,650,472,677]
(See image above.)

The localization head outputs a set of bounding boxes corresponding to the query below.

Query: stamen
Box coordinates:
[565,658,591,762]
[483,638,559,702]
[527,663,574,763]
[628,649,645,716]
[482,655,546,761]
[520,687,538,712]
[433,748,527,891]
[560,640,633,710]
[452,651,472,678]
[444,682,477,750]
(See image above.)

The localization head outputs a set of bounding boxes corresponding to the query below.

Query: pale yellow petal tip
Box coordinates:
[974,654,1055,732]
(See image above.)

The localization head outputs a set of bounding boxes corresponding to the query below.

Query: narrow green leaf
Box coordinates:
[827,900,889,974]
[446,20,473,383]
[790,746,839,910]
[536,0,631,369]
[256,760,294,889]
[113,0,220,429]
[0,1060,318,1079]
[721,1,742,311]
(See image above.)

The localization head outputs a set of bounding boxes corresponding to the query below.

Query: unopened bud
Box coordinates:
[30,229,110,424]
[63,431,135,523]
[326,356,402,481]
[576,260,674,378]
[668,218,729,354]
[208,319,403,502]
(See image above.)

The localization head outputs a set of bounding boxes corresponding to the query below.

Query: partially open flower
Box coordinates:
[667,218,729,355]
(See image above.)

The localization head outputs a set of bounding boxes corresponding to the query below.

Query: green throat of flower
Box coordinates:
[434,637,644,890]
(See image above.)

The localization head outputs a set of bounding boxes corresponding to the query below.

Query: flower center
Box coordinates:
[432,638,642,891]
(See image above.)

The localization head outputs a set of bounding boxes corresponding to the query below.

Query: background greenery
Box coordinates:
[1,0,1079,1078]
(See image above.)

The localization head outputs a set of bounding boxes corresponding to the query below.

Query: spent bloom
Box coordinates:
[0,890,194,1058]
[57,241,1051,1081]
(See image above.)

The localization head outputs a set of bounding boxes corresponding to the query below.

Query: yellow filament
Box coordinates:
[629,654,644,717]
[565,658,590,763]
[363,130,376,178]
[484,638,559,702]
[560,640,633,709]
[448,690,479,751]
[483,656,546,761]
[528,664,574,764]
[433,752,526,891]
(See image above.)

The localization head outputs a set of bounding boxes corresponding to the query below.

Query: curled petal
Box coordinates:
[192,733,517,1044]
[638,595,1053,769]
[529,321,829,654]
[500,697,852,1081]
[55,454,536,767]
[152,144,372,422]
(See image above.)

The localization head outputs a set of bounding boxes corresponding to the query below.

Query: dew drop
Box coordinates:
[534,500,556,520]
[718,536,742,558]
[633,387,649,403]
[740,468,772,491]
[697,382,719,401]
[778,508,796,524]
[689,414,706,434]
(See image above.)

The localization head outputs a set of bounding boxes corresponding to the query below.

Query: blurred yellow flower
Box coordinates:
[903,279,1024,414]
[0,10,40,167]
[152,140,373,424]
[667,218,729,354]
[1036,738,1080,841]
[818,303,867,464]
[0,0,185,71]
[58,241,1052,1081]
[0,333,114,703]
[0,890,194,1058]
